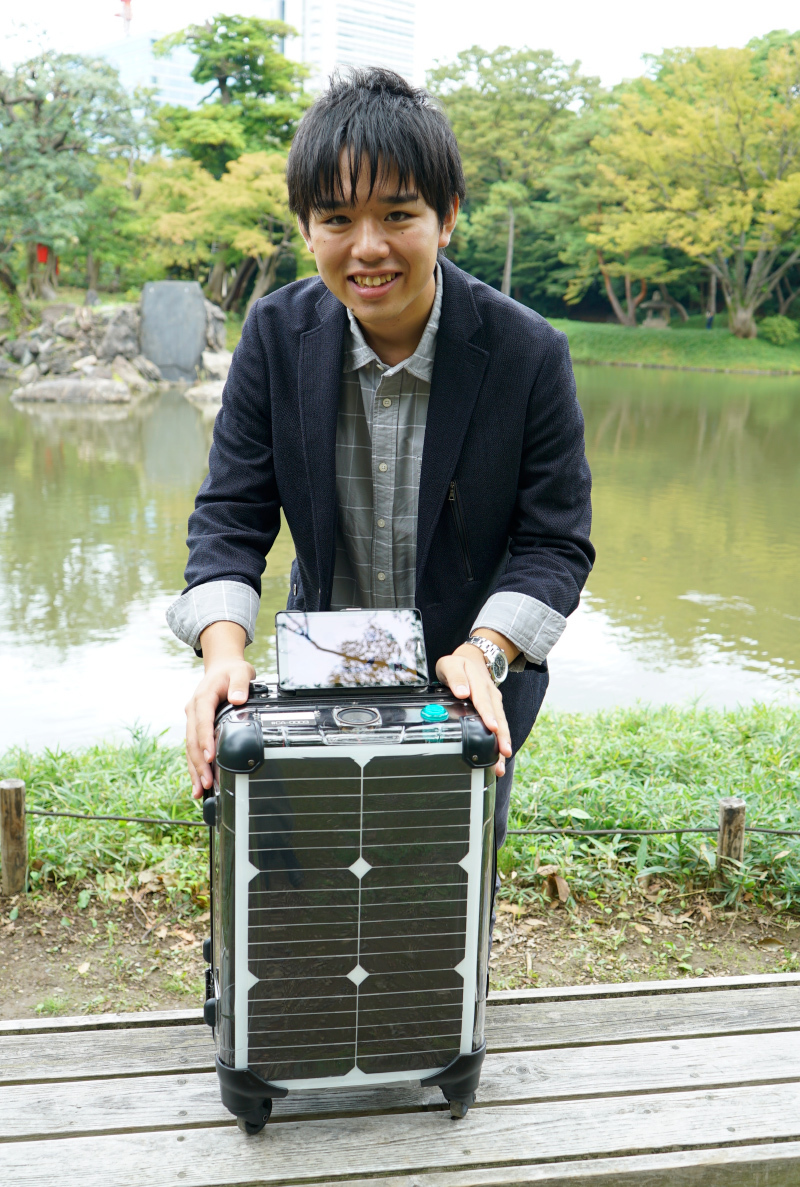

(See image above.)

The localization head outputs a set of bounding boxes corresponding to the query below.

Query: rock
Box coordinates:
[8,339,28,363]
[73,354,99,374]
[110,355,151,392]
[40,303,74,325]
[204,299,227,352]
[11,378,130,404]
[76,306,94,332]
[0,357,17,377]
[85,289,99,306]
[48,354,77,375]
[132,354,162,382]
[201,350,232,380]
[185,380,224,404]
[54,316,79,340]
[18,362,41,385]
[97,305,139,360]
[140,281,206,381]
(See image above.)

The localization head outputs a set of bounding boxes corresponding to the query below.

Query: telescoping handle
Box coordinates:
[461,716,500,768]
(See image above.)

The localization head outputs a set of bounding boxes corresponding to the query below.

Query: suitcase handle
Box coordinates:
[461,716,500,767]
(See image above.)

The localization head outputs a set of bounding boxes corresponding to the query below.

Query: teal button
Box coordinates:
[421,704,449,722]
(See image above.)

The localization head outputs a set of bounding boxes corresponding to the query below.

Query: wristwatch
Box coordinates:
[465,635,509,685]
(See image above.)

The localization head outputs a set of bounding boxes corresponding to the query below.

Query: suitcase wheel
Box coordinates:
[235,1098,273,1134]
[447,1094,474,1120]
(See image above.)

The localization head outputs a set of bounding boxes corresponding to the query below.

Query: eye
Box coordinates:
[386,211,413,223]
[324,214,350,226]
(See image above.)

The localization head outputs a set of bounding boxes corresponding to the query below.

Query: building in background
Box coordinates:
[98,32,207,107]
[98,1,417,108]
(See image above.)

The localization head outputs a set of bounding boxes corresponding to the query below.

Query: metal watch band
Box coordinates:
[465,635,508,685]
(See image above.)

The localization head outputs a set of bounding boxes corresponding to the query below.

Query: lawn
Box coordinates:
[550,318,800,373]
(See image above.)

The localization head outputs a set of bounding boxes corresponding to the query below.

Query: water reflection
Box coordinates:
[0,367,798,750]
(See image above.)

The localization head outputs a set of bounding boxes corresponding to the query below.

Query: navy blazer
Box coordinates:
[185,257,594,753]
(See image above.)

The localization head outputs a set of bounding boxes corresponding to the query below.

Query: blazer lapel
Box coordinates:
[298,290,347,609]
[416,261,489,586]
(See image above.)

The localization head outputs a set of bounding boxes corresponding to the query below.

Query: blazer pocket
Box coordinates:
[448,480,474,582]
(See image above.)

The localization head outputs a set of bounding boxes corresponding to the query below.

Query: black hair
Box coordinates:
[287,67,466,228]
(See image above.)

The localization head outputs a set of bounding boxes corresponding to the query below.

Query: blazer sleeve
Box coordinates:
[183,307,282,597]
[493,327,594,620]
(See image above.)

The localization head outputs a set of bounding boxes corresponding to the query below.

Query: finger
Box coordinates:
[435,657,471,698]
[187,754,202,800]
[186,695,214,791]
[228,661,255,704]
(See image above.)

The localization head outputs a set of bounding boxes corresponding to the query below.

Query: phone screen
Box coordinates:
[275,609,429,691]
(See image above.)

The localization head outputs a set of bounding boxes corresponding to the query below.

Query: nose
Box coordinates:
[350,217,390,263]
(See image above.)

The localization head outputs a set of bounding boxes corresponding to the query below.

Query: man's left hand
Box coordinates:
[435,633,516,778]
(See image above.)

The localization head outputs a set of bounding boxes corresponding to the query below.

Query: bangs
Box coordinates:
[287,68,465,227]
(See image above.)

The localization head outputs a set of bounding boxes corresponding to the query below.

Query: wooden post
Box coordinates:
[717,796,746,885]
[0,779,27,896]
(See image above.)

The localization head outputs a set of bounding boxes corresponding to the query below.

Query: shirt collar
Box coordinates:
[343,262,442,382]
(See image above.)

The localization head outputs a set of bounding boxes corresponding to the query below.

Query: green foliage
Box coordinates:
[0,727,207,903]
[759,315,800,346]
[154,15,308,177]
[502,705,800,912]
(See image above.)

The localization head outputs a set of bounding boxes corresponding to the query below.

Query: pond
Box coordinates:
[1,364,799,751]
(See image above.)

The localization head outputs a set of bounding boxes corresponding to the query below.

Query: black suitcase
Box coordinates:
[201,612,498,1131]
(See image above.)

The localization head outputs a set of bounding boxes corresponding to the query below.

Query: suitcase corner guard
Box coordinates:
[216,717,264,773]
[215,1056,289,1131]
[419,1042,486,1100]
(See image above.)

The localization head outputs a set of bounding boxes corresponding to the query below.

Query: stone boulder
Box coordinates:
[140,281,207,381]
[11,378,130,404]
[110,355,151,393]
[200,350,232,381]
[205,300,227,352]
[97,305,140,360]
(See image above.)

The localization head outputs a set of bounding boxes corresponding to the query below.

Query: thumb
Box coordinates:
[227,661,255,704]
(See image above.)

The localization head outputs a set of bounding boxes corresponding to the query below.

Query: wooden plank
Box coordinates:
[487,985,800,1051]
[3,1032,800,1141]
[281,1142,800,1187]
[3,1083,800,1186]
[5,986,800,1085]
[6,972,799,1039]
[0,1009,203,1037]
[490,971,800,1004]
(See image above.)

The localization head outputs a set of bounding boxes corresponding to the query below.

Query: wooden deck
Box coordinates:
[3,973,800,1185]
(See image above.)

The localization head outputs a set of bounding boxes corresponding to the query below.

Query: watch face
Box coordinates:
[491,652,508,681]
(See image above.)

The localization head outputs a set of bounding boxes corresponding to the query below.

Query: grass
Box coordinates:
[501,704,800,914]
[2,706,799,916]
[550,318,800,373]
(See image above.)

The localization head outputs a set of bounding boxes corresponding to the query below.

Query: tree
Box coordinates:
[0,53,137,299]
[154,15,308,177]
[590,39,800,337]
[429,46,598,306]
[156,152,315,314]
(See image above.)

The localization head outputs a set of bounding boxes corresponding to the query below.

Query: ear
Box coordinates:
[438,196,460,249]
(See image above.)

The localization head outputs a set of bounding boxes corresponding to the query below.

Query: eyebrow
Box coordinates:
[314,190,420,212]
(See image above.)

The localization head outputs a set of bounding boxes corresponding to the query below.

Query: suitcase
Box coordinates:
[201,616,498,1132]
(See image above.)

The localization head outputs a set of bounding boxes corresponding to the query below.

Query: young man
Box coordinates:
[168,68,594,855]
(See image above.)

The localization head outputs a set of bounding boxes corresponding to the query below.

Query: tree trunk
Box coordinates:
[24,242,42,300]
[223,256,257,312]
[706,271,717,327]
[501,203,515,297]
[596,252,646,326]
[729,304,758,338]
[43,251,59,296]
[659,283,689,322]
[777,276,798,317]
[207,253,227,304]
[86,250,100,291]
[245,245,289,317]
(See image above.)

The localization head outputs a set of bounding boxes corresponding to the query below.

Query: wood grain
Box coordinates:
[0,1009,202,1037]
[3,1032,800,1141]
[489,971,800,1004]
[3,1083,800,1186]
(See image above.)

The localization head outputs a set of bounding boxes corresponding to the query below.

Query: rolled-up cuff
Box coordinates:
[472,591,566,669]
[165,580,260,650]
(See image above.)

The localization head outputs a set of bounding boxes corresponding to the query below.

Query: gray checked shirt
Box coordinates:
[167,267,566,665]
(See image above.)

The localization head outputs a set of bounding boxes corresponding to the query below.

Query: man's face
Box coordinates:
[303,160,458,329]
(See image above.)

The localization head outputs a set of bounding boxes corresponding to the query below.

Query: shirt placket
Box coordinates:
[370,368,402,605]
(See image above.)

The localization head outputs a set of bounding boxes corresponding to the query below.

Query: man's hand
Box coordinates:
[185,622,254,799]
[435,629,517,778]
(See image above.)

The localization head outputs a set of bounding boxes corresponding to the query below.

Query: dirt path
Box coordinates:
[2,886,798,1020]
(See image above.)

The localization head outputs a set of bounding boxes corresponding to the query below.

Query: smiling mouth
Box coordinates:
[350,272,399,289]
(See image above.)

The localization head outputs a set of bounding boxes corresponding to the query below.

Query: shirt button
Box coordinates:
[377,571,386,581]
[378,462,388,472]
[382,397,392,407]
[377,518,385,528]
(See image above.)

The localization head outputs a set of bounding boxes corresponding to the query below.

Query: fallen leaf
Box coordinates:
[77,962,90,976]
[699,904,714,924]
[774,851,791,862]
[171,928,197,944]
[554,875,570,903]
[155,925,169,940]
[537,865,559,878]
[633,923,651,935]
[497,902,529,917]
[519,918,547,931]
[137,869,158,885]
[757,936,784,951]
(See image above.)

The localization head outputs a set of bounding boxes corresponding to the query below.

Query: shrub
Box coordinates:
[759,316,800,346]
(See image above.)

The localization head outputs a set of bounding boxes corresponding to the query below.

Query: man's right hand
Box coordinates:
[185,621,254,799]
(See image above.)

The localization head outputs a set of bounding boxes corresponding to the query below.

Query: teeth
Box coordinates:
[353,273,397,288]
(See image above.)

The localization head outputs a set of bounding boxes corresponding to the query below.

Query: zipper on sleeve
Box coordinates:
[449,480,474,581]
